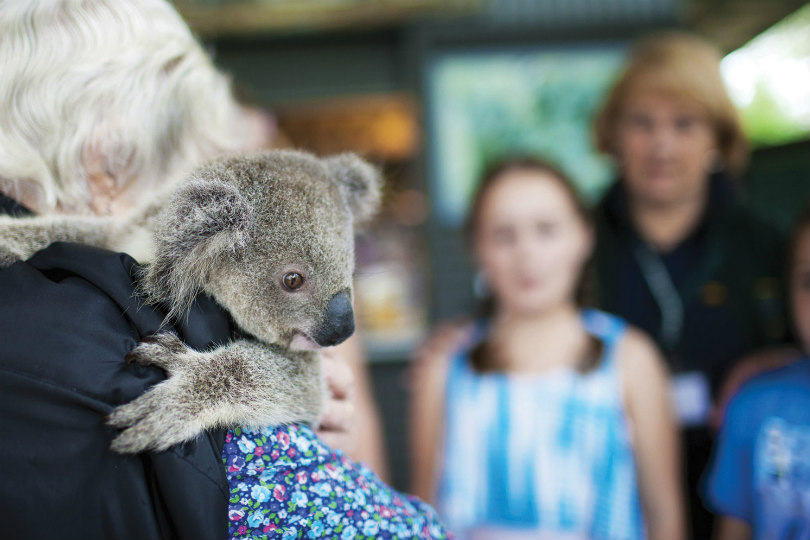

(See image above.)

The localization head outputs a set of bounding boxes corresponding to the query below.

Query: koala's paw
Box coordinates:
[108,382,201,454]
[0,244,24,268]
[125,332,188,371]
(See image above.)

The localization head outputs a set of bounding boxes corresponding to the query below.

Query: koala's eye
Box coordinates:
[282,272,304,291]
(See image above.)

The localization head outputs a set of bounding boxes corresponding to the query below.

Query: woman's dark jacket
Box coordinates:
[0,196,233,539]
[593,175,789,396]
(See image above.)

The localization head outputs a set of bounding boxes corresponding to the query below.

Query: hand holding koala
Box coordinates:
[0,149,381,453]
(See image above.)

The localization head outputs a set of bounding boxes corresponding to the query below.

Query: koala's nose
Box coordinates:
[313,291,355,347]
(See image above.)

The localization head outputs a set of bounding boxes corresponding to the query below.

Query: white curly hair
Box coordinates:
[0,0,247,214]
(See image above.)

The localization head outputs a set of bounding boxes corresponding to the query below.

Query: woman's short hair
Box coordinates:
[0,0,247,213]
[593,32,748,177]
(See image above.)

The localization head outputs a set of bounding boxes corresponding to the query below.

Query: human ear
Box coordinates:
[82,143,117,216]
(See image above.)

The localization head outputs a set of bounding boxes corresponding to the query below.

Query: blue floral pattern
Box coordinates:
[223,424,452,539]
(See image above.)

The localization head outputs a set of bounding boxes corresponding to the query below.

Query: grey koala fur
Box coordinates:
[0,149,382,453]
[0,202,163,266]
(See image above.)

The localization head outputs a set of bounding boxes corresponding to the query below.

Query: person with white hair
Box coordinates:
[0,2,253,538]
[0,2,443,539]
[0,0,245,217]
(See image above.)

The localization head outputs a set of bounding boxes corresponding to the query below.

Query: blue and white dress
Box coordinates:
[436,309,646,540]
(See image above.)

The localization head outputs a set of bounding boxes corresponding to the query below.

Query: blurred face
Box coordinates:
[616,91,718,207]
[474,169,592,317]
[791,224,810,354]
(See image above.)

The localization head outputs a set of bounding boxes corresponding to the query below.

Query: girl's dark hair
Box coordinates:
[464,155,603,373]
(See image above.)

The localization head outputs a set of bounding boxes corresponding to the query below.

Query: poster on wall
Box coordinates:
[425,45,626,227]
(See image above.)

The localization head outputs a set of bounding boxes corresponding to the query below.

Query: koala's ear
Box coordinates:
[141,179,254,319]
[325,153,382,224]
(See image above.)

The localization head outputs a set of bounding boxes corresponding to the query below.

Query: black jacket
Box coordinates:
[0,239,234,539]
[594,175,788,395]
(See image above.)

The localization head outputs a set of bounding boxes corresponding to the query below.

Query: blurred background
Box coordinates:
[175,0,809,491]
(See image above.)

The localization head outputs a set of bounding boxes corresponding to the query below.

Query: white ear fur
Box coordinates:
[140,179,254,320]
[324,153,382,224]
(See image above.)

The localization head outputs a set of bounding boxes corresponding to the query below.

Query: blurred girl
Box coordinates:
[410,157,685,539]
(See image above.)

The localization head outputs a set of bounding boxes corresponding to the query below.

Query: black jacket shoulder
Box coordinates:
[0,242,233,540]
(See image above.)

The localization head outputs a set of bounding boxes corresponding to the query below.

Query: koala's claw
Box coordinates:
[107,393,159,430]
[108,382,200,454]
[110,426,156,454]
[125,333,187,369]
[143,332,186,352]
[108,391,163,453]
[109,413,181,454]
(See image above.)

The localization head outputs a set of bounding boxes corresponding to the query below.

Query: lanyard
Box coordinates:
[633,242,683,354]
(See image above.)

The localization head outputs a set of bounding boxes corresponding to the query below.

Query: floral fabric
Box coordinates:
[223,424,452,540]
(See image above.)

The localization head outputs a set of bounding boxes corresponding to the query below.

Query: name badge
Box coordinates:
[670,371,712,427]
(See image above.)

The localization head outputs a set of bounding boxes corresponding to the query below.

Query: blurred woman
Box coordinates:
[410,157,684,540]
[592,32,790,538]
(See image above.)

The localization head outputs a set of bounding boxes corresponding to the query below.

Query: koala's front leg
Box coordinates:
[0,214,113,267]
[108,334,323,454]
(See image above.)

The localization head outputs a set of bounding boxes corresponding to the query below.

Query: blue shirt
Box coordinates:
[704,357,810,540]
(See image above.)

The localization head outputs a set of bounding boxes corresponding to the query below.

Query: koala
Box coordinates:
[0,149,381,453]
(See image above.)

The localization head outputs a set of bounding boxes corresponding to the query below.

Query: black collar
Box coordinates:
[600,172,738,241]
